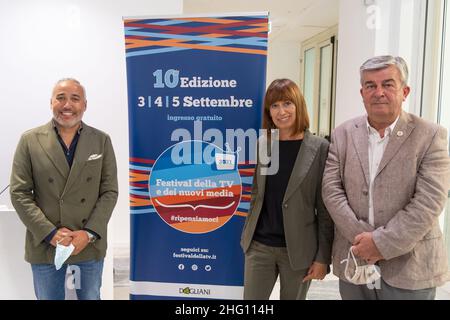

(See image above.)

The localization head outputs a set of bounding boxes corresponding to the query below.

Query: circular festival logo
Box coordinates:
[149,140,241,233]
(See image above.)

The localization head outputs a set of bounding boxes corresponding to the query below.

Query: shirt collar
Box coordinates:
[366,115,399,138]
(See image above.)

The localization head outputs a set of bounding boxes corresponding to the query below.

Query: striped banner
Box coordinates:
[124,13,268,300]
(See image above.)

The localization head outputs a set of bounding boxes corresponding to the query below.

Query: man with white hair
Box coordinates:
[322,55,450,299]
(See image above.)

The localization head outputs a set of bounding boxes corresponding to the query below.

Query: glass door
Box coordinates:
[300,27,338,138]
[317,39,334,138]
[438,0,450,264]
[303,47,316,133]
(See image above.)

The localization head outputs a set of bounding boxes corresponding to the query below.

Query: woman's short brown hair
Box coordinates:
[262,79,310,136]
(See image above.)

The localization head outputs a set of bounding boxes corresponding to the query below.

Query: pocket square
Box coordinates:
[87,154,102,161]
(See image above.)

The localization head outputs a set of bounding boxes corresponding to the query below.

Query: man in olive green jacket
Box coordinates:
[10,78,118,300]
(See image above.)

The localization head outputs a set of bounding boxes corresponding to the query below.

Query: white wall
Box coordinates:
[0,0,182,299]
[334,0,376,126]
[335,0,427,127]
[266,42,301,87]
[0,210,35,299]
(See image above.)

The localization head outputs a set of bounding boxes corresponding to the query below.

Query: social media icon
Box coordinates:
[178,264,185,270]
[192,264,198,271]
[205,265,212,271]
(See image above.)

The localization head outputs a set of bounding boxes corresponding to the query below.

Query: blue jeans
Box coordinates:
[31,259,104,300]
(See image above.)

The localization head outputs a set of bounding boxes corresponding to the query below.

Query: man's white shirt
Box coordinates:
[366,116,399,226]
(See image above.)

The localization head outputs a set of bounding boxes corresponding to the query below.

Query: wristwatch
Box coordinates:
[86,231,97,243]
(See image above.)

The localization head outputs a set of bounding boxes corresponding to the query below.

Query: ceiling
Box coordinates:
[183,0,340,43]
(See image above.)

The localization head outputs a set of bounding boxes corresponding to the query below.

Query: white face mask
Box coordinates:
[341,246,381,285]
[54,242,75,270]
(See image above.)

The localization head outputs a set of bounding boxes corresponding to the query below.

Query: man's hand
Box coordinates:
[50,227,73,247]
[67,230,90,255]
[352,232,384,264]
[302,261,328,282]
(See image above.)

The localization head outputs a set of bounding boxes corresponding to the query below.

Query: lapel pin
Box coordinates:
[397,131,404,137]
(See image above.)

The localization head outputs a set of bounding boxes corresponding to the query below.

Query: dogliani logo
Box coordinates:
[179,287,211,296]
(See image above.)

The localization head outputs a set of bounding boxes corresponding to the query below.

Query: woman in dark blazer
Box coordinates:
[241,78,334,299]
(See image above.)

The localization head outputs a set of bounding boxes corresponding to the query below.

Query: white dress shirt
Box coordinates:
[366,116,399,226]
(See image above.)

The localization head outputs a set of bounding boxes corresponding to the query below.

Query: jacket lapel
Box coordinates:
[63,124,93,195]
[256,165,267,200]
[376,111,414,177]
[351,117,370,187]
[256,133,271,200]
[283,131,318,202]
[37,122,70,179]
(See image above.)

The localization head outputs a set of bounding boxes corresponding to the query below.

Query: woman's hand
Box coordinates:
[302,261,328,282]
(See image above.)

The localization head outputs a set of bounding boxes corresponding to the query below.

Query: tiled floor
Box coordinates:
[113,254,450,300]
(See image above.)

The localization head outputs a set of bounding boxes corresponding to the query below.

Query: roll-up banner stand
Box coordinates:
[123,12,268,299]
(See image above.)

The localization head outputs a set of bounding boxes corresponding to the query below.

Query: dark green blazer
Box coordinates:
[10,121,118,264]
[241,130,334,270]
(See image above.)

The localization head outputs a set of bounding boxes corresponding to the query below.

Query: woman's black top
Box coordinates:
[253,139,303,247]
